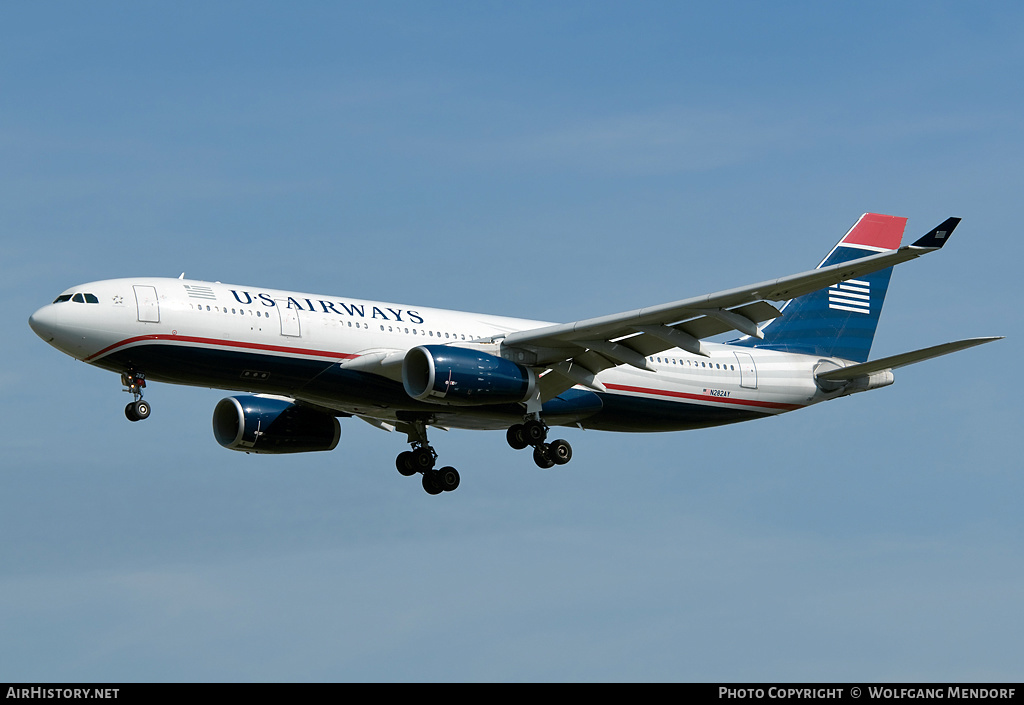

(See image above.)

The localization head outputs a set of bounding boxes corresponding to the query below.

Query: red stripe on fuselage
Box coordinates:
[604,383,804,411]
[84,334,358,363]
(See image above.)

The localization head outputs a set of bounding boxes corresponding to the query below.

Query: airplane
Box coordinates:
[28,213,1000,495]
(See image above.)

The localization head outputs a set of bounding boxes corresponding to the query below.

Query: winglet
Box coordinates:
[911,217,960,249]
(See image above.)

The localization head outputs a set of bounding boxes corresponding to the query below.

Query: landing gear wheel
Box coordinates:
[411,446,436,471]
[125,400,150,422]
[506,424,529,450]
[437,466,461,492]
[422,471,443,495]
[533,444,556,469]
[523,419,547,445]
[396,451,417,477]
[548,439,572,465]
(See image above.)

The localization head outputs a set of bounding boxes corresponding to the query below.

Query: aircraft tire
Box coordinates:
[422,471,443,495]
[524,420,547,444]
[533,444,555,469]
[549,439,572,465]
[506,424,529,450]
[396,451,417,477]
[438,466,460,492]
[412,446,435,471]
[133,400,151,420]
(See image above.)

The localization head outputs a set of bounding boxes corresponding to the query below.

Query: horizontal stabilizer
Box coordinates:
[816,337,1003,382]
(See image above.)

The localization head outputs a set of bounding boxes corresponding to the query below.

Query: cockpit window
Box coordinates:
[56,293,100,304]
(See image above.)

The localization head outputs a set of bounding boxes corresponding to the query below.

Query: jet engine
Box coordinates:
[402,345,536,406]
[212,395,341,454]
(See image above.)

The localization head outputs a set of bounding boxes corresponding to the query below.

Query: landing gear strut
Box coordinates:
[507,417,573,468]
[395,418,460,495]
[122,370,151,422]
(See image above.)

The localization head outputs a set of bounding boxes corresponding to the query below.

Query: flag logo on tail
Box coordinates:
[828,279,870,314]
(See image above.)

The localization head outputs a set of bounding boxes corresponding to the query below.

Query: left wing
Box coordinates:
[500,218,960,399]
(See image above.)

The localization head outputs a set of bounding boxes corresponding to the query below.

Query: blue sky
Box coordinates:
[2,1,1021,682]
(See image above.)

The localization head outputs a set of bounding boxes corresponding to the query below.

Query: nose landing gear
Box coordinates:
[122,370,151,422]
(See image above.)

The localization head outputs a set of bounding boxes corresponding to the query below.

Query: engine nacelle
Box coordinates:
[402,345,537,406]
[212,396,341,454]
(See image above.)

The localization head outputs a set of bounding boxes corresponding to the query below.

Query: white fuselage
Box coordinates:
[30,277,844,432]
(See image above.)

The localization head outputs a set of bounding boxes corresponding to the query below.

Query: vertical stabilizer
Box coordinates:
[733,213,908,363]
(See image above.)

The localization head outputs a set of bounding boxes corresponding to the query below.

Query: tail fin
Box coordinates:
[734,213,908,362]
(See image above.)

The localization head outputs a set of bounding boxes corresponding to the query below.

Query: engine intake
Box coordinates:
[212,396,341,454]
[403,345,536,406]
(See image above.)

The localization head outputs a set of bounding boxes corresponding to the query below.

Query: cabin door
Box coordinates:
[133,285,160,323]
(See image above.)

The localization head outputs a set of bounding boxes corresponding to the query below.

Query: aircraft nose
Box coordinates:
[28,304,60,343]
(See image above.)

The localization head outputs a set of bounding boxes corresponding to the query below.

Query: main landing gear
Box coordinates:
[506,418,573,469]
[394,416,572,496]
[395,418,460,495]
[122,370,151,422]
